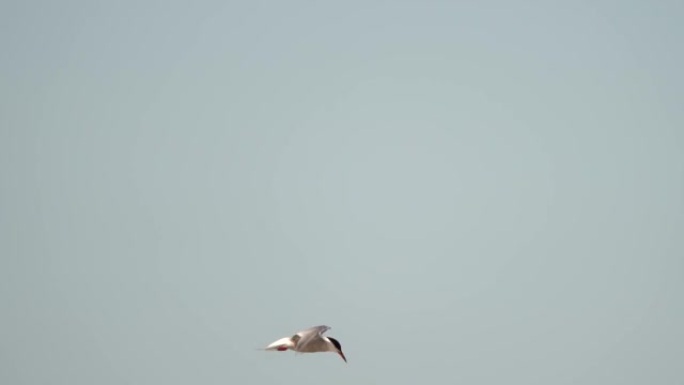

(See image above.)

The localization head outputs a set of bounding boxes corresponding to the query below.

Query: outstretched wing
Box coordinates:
[293,325,330,351]
[296,325,330,337]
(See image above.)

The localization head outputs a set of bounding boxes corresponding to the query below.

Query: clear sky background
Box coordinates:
[2,1,683,384]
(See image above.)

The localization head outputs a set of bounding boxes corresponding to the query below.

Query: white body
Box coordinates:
[264,325,347,362]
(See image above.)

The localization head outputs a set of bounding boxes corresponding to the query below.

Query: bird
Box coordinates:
[263,325,347,363]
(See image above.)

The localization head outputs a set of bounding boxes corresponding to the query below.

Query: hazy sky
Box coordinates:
[2,1,683,384]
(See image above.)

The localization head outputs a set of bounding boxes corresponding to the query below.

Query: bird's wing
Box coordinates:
[296,325,331,336]
[293,325,330,351]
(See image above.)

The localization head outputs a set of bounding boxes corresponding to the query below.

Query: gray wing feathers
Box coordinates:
[297,325,330,336]
[294,325,331,351]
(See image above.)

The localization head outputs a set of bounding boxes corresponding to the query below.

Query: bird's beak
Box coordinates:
[337,351,347,363]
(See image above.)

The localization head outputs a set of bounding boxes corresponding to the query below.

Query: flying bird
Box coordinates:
[264,325,347,363]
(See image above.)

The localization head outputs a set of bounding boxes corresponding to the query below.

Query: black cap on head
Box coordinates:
[328,337,342,351]
[328,337,347,363]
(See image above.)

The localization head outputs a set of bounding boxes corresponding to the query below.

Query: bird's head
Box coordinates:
[327,337,347,363]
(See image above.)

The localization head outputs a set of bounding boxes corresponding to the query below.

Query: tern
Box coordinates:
[264,325,347,363]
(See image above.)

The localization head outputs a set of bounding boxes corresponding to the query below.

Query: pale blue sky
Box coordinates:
[2,1,683,384]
